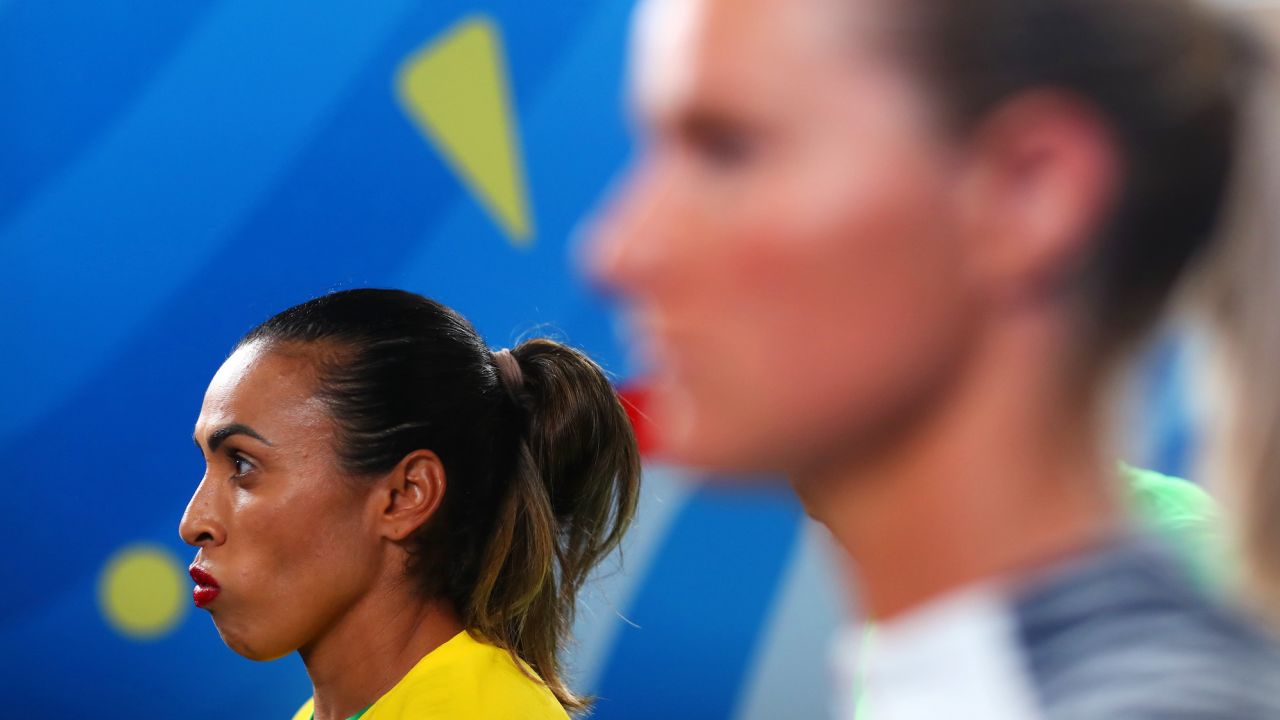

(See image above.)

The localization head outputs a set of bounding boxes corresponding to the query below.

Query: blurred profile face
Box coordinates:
[590,0,979,472]
[180,341,381,660]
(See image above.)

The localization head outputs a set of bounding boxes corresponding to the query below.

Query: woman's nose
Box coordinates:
[178,478,226,548]
[587,161,680,297]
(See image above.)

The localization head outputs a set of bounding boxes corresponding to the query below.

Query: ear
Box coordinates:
[955,90,1121,304]
[374,450,447,541]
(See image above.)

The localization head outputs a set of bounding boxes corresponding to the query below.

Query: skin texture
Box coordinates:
[590,0,1124,618]
[181,341,461,720]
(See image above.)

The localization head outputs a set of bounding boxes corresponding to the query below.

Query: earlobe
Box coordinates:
[380,450,447,541]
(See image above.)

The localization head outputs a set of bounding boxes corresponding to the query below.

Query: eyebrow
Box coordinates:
[194,423,274,453]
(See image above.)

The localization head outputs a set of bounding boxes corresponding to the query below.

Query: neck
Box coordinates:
[797,312,1122,621]
[300,582,462,720]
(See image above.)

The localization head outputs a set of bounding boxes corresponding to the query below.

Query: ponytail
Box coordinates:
[466,339,641,711]
[1190,5,1280,622]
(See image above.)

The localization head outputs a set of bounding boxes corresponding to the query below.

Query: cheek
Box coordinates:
[214,475,375,659]
[653,144,973,470]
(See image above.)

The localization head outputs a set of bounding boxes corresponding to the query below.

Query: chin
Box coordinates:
[214,620,293,662]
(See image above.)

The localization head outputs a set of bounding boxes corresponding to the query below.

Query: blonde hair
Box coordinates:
[1192,1,1280,623]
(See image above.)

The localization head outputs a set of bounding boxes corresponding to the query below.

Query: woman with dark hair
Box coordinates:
[592,0,1280,715]
[179,289,640,720]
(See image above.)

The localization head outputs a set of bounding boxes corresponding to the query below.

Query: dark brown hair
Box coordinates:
[238,288,641,712]
[890,0,1260,360]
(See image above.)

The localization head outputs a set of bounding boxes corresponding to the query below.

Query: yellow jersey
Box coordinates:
[290,631,569,720]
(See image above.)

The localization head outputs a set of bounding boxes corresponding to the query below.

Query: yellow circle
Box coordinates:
[98,544,188,640]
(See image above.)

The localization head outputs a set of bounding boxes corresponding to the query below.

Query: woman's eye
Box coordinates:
[683,117,759,172]
[695,128,754,169]
[229,454,254,479]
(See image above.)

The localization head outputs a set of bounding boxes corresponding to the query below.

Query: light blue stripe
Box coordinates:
[0,0,416,441]
[735,520,847,720]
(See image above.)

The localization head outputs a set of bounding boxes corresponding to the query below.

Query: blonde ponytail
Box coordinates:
[1191,2,1280,621]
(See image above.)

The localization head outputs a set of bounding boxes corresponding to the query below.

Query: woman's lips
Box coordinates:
[189,566,221,608]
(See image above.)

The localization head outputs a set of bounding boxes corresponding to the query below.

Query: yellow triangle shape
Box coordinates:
[396,16,534,246]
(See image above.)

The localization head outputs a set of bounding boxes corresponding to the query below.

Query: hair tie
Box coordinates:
[492,348,524,392]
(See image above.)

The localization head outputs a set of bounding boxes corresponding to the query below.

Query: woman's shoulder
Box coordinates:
[367,631,569,720]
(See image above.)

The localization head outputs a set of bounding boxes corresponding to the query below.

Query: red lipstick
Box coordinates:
[189,566,221,608]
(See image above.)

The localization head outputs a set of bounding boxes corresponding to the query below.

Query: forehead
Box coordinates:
[196,341,328,436]
[630,0,866,121]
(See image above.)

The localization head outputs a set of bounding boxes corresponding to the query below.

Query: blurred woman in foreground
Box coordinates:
[591,0,1280,716]
[181,289,639,720]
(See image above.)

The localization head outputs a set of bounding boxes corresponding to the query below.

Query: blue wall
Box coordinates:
[0,1,1194,717]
